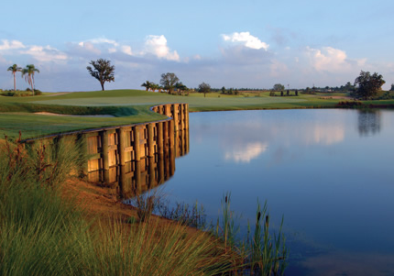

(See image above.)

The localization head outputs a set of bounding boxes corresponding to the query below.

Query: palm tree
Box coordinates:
[21,64,40,96]
[150,83,159,92]
[141,80,152,91]
[7,64,22,92]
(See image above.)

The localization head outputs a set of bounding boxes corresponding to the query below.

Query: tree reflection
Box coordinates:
[358,110,381,136]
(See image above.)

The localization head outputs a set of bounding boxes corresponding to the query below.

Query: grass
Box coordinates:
[1,89,394,139]
[0,138,235,276]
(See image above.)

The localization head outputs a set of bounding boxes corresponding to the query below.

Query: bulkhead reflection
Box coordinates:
[88,128,189,199]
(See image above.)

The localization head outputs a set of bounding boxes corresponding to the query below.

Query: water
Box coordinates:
[153,109,394,275]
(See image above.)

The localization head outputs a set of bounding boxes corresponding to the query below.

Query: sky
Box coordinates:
[1,0,393,92]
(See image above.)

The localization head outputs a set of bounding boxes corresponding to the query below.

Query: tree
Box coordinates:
[86,59,115,91]
[221,86,226,94]
[273,83,285,91]
[141,80,153,91]
[21,64,39,96]
[160,73,179,94]
[150,83,159,92]
[354,71,385,100]
[198,82,211,97]
[7,64,22,92]
[390,84,394,91]
[175,82,187,92]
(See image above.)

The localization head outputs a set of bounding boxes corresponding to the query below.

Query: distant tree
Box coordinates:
[354,71,385,100]
[273,83,285,91]
[228,88,233,95]
[160,73,179,94]
[150,83,159,92]
[198,82,210,92]
[86,59,115,91]
[141,80,153,91]
[21,64,39,96]
[7,64,22,92]
[390,84,394,91]
[175,82,188,92]
[221,86,226,94]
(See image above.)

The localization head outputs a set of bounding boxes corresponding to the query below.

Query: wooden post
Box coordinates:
[102,130,109,170]
[134,126,141,161]
[185,104,189,130]
[173,104,179,131]
[165,104,172,117]
[287,90,289,96]
[169,119,175,149]
[148,123,155,157]
[157,122,163,154]
[119,127,126,166]
[149,157,155,188]
[164,121,169,154]
[295,90,298,96]
[135,161,142,195]
[179,104,185,130]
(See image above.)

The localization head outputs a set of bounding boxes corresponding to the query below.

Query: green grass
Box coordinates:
[1,89,394,139]
[0,139,234,276]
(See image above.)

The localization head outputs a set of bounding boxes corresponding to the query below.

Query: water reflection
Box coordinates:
[358,110,381,136]
[160,109,394,276]
[224,142,268,163]
[88,129,189,199]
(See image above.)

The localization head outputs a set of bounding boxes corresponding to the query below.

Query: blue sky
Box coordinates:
[1,0,393,91]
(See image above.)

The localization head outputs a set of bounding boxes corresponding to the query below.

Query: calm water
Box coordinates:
[149,109,394,275]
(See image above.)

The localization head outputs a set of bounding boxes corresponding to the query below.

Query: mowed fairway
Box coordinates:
[0,89,355,139]
[31,89,307,109]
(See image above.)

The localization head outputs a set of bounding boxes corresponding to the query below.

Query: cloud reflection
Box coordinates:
[224,142,268,163]
[305,125,345,145]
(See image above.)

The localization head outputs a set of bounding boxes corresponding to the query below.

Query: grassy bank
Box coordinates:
[0,137,287,275]
[0,139,235,276]
[1,89,394,139]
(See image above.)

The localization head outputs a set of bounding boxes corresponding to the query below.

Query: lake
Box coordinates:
[143,109,394,275]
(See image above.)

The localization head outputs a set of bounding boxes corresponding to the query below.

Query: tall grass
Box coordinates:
[214,193,288,276]
[0,136,234,276]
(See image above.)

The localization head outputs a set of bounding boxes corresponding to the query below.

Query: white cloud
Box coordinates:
[306,46,347,71]
[0,40,25,51]
[76,41,101,55]
[108,48,117,54]
[121,45,132,56]
[222,32,269,50]
[144,35,180,61]
[88,38,119,47]
[21,45,67,62]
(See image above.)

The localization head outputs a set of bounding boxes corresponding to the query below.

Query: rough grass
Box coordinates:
[0,139,234,276]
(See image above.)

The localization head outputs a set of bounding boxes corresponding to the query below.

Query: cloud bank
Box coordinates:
[0,32,391,92]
